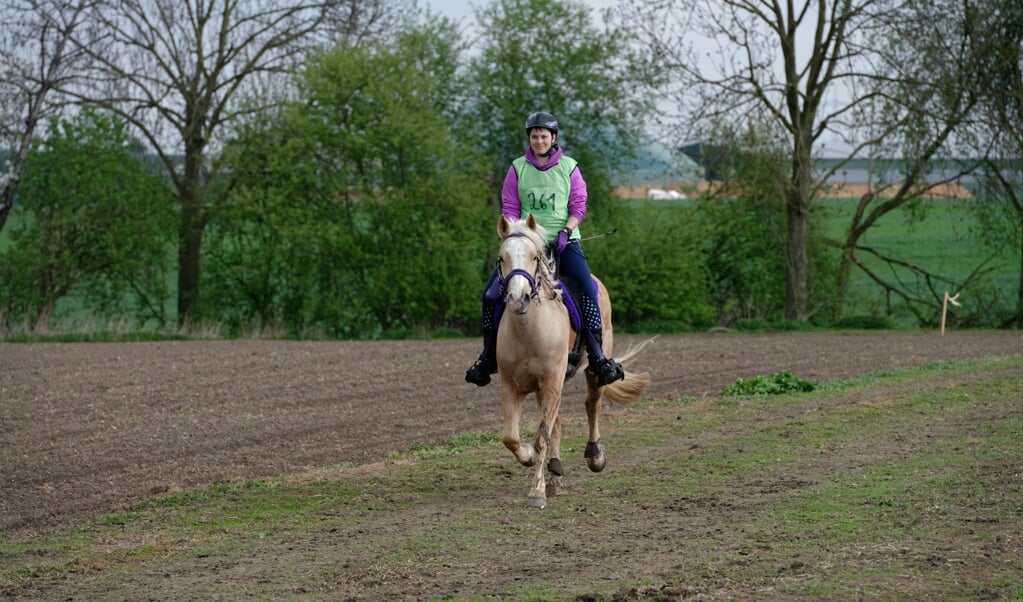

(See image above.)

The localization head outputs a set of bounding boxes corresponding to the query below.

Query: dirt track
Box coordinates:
[1,331,1020,541]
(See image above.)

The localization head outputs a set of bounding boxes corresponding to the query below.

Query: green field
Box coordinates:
[816,197,1016,324]
[622,193,1017,326]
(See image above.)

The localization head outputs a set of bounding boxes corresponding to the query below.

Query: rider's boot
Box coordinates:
[465,328,498,386]
[584,329,624,387]
[565,338,584,380]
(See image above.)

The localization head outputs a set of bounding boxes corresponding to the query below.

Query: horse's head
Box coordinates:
[497,214,550,315]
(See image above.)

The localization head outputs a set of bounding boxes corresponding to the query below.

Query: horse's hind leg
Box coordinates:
[501,389,535,467]
[584,378,607,473]
[545,414,564,497]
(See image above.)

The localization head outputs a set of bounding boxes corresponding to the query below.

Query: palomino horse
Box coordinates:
[494,214,650,509]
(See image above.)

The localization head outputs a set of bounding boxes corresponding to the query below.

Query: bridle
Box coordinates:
[497,232,557,302]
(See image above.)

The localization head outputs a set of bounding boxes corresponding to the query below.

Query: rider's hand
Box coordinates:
[554,228,571,254]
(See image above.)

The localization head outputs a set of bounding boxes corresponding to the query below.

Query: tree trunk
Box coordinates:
[784,190,809,320]
[176,139,205,327]
[0,185,14,233]
[177,193,202,327]
[784,145,814,321]
[1018,207,1023,329]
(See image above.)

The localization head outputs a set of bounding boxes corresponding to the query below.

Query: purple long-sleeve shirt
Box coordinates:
[501,146,588,223]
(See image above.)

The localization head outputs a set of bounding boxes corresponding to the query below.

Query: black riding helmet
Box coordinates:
[524,111,559,135]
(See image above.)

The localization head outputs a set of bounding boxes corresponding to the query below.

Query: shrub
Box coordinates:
[722,370,817,396]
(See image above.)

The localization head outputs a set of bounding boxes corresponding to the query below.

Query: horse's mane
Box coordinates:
[504,218,549,256]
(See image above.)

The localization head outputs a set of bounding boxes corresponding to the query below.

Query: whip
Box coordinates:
[579,228,618,242]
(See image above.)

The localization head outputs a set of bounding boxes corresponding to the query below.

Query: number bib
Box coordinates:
[513,155,577,241]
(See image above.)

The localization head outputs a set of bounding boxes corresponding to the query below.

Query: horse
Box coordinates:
[493,213,651,509]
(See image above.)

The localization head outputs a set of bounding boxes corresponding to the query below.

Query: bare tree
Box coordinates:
[0,0,94,233]
[622,0,984,321]
[834,0,1012,325]
[961,0,1023,327]
[622,0,886,319]
[62,0,407,325]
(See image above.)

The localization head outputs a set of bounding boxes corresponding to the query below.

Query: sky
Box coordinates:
[423,0,620,26]
[420,0,854,157]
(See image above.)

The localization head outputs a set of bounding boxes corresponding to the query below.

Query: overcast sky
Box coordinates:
[423,0,620,24]
[420,0,853,157]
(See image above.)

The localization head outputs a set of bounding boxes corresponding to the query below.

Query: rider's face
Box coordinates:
[528,128,555,156]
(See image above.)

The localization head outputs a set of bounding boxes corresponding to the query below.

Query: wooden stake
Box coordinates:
[941,291,960,336]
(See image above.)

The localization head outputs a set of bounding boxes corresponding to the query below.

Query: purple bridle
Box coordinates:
[498,232,544,301]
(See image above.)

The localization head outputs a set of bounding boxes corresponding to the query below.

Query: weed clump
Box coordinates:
[722,370,817,396]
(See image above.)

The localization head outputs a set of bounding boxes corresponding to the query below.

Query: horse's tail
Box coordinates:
[602,337,655,406]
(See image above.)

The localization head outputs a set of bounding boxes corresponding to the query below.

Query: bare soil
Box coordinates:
[2,331,1019,543]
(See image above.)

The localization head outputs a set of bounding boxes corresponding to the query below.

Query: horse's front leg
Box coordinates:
[584,375,607,473]
[501,387,535,467]
[527,379,563,508]
[527,421,548,508]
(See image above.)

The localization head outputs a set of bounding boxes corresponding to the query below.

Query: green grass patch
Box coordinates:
[721,369,818,396]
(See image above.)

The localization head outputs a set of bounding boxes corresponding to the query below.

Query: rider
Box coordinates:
[465,111,625,388]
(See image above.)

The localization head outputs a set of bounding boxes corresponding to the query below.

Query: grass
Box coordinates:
[2,355,1021,600]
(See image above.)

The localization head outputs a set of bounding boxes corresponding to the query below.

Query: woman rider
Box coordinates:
[465,111,625,387]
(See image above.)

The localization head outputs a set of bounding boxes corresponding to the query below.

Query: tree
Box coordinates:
[62,0,407,326]
[466,0,659,208]
[0,0,94,233]
[0,109,175,331]
[623,0,999,322]
[961,0,1023,327]
[619,0,884,320]
[206,20,492,336]
[833,0,1008,326]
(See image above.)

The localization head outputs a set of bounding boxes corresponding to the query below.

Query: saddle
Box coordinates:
[485,265,586,378]
[557,279,586,378]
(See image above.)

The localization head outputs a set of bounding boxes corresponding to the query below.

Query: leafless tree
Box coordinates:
[621,0,982,321]
[834,0,1010,325]
[958,0,1023,327]
[62,0,408,325]
[0,0,95,233]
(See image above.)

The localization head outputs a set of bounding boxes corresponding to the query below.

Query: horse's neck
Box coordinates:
[503,295,566,341]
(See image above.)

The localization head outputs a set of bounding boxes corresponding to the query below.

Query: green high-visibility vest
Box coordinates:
[512,155,579,241]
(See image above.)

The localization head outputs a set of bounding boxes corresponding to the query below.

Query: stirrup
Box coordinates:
[592,358,624,386]
[465,357,496,387]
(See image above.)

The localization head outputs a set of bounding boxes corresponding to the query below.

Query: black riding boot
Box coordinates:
[465,329,498,386]
[565,340,584,380]
[584,330,624,386]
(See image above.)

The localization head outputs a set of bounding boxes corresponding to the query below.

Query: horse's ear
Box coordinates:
[526,213,538,231]
[498,215,510,238]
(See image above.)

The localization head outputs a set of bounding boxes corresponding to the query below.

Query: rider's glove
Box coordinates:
[554,228,571,254]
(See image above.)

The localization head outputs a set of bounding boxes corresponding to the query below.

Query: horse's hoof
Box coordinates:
[546,476,564,497]
[587,453,607,473]
[527,495,547,509]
